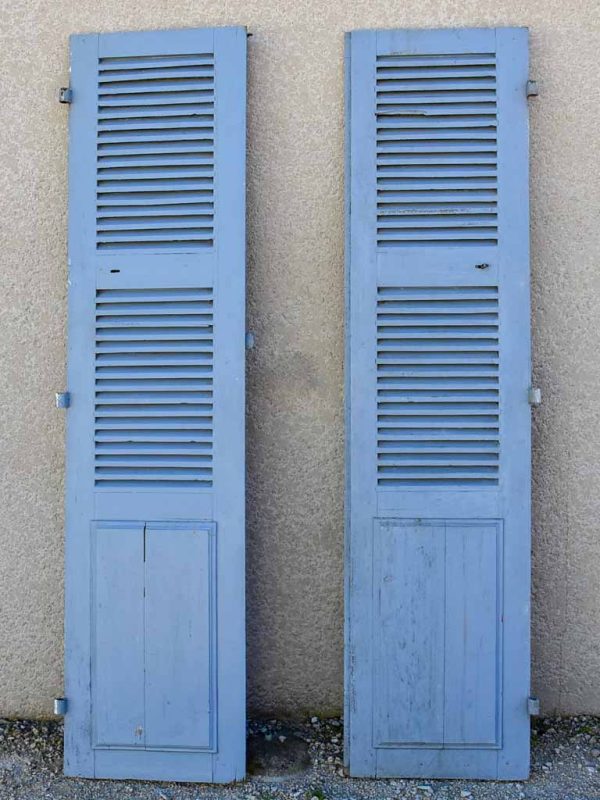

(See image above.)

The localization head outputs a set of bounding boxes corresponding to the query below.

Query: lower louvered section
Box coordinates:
[377,286,500,487]
[94,287,213,488]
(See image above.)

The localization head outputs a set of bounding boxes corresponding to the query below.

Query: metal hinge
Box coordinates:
[54,697,68,716]
[245,331,255,350]
[528,696,540,716]
[55,392,71,409]
[526,80,539,98]
[59,87,72,104]
[528,387,542,406]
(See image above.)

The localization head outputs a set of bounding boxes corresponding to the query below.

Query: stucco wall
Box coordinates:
[0,0,598,718]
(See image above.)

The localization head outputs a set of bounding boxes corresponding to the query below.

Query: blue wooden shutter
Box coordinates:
[345,28,531,779]
[64,27,246,782]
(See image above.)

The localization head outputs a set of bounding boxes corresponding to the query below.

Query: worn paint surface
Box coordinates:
[0,0,599,718]
[345,27,531,778]
[62,27,246,781]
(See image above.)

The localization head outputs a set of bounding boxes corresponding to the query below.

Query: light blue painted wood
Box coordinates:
[93,523,145,747]
[144,523,216,750]
[65,26,246,782]
[344,30,378,779]
[373,521,445,747]
[373,520,502,751]
[444,522,501,747]
[345,27,531,779]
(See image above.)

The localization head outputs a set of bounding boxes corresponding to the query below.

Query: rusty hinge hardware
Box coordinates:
[528,696,540,716]
[528,387,542,406]
[54,697,68,716]
[526,80,539,98]
[59,87,73,104]
[55,392,71,409]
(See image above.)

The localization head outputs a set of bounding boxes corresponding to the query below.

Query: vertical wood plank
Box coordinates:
[373,521,445,747]
[495,25,531,779]
[211,25,247,784]
[64,31,99,778]
[145,524,215,750]
[345,28,378,778]
[444,523,501,746]
[93,524,145,747]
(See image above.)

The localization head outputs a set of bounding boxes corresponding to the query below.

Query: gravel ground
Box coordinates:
[0,716,599,800]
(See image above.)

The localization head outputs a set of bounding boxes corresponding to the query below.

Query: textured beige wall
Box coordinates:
[0,0,598,718]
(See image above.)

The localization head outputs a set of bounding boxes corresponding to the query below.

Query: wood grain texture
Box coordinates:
[345,27,531,780]
[64,26,246,783]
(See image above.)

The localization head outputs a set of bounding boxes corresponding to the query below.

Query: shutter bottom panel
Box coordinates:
[377,285,499,488]
[94,287,213,489]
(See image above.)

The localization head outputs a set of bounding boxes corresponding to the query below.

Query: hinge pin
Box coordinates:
[526,80,539,98]
[54,697,67,716]
[59,87,72,104]
[55,392,71,409]
[528,696,540,716]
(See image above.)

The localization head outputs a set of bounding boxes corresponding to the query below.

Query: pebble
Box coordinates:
[0,716,599,799]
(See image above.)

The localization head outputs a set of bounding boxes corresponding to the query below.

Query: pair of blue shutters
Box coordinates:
[65,25,531,783]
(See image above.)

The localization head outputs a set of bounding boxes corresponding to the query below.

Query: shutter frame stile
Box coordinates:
[344,30,379,779]
[65,32,98,779]
[210,26,247,782]
[345,28,531,780]
[64,27,246,783]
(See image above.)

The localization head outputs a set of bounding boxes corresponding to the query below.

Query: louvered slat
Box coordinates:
[96,53,215,251]
[94,288,213,488]
[377,286,499,487]
[376,53,498,247]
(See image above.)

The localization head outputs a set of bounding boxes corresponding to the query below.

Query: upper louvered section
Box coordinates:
[376,53,498,248]
[377,286,500,487]
[94,288,213,488]
[96,53,214,251]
